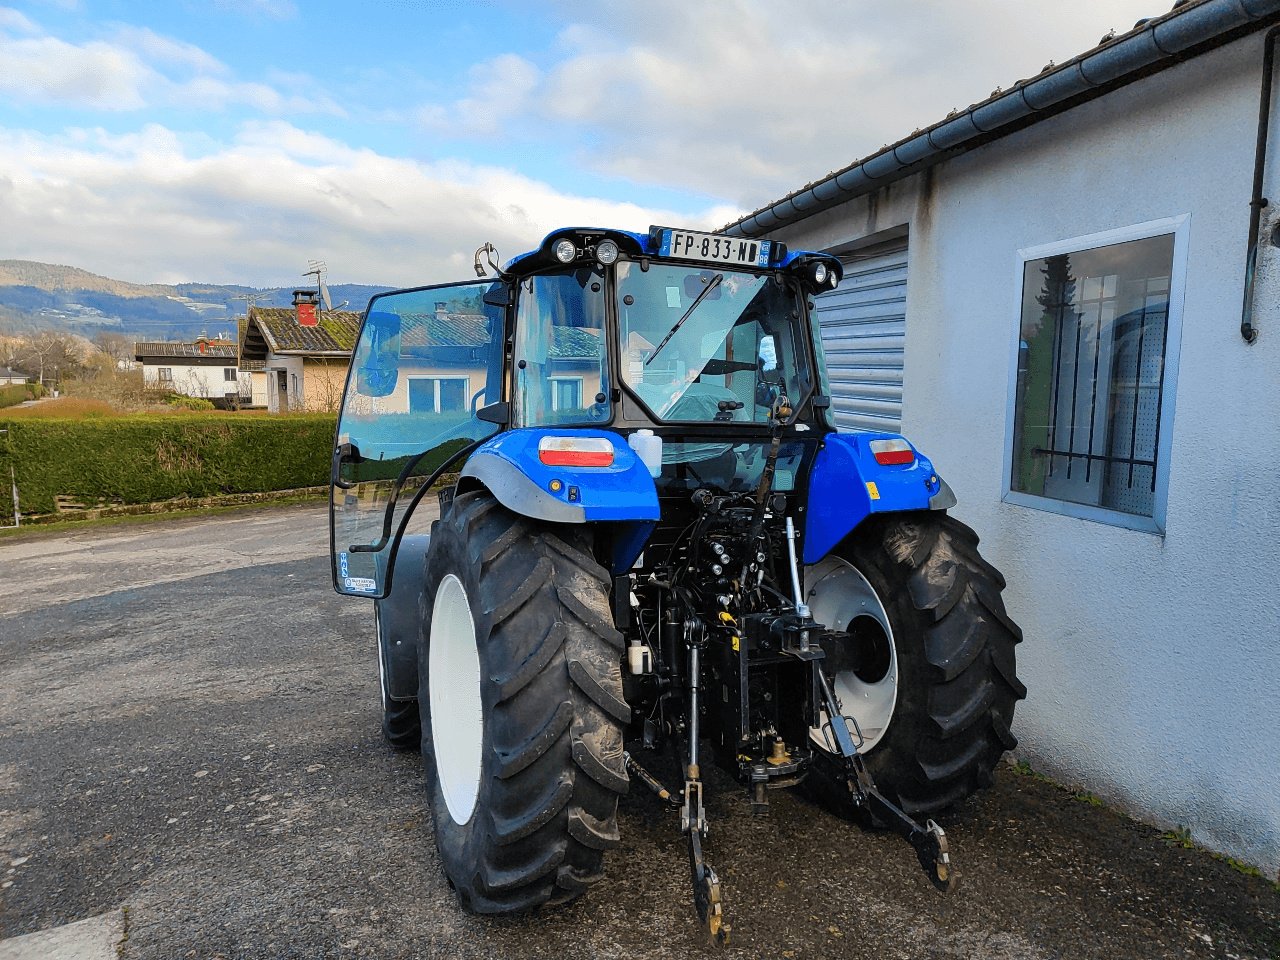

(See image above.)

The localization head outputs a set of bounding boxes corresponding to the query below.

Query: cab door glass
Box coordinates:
[331,281,505,597]
[512,266,609,426]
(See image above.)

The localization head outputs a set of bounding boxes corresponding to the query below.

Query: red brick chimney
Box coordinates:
[293,289,319,327]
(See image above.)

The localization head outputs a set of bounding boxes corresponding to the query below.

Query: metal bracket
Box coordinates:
[688,827,729,945]
[681,779,706,835]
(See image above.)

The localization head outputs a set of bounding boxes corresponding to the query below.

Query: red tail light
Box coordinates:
[869,438,915,466]
[538,436,614,467]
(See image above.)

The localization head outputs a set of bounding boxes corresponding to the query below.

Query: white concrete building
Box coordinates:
[724,1,1280,875]
[134,338,247,408]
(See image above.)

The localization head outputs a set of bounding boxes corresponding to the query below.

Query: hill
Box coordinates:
[0,260,393,341]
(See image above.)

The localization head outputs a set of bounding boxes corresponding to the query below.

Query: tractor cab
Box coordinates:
[330,226,844,599]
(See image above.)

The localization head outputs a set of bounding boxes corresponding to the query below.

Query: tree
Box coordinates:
[93,331,136,366]
[12,332,85,387]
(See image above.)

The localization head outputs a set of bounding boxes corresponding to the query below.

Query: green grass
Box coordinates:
[1161,826,1195,850]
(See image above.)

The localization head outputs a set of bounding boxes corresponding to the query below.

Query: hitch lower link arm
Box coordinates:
[681,640,729,945]
[814,663,957,893]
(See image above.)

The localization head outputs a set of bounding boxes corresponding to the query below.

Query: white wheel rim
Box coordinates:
[428,574,483,824]
[805,556,898,753]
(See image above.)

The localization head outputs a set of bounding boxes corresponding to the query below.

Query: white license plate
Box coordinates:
[659,229,771,267]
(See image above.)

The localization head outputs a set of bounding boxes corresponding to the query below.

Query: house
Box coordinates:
[133,337,246,408]
[0,367,25,386]
[239,294,361,413]
[723,0,1280,875]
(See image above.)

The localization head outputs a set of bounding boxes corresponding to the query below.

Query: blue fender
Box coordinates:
[802,433,956,565]
[460,428,659,573]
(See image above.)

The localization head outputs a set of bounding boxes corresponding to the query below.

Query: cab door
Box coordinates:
[330,280,508,598]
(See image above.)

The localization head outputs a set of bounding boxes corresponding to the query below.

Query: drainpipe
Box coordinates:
[1242,25,1280,344]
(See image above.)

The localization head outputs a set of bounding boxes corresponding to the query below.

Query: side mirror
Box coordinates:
[356,310,402,398]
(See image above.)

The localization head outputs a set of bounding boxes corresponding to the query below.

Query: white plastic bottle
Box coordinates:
[628,429,662,478]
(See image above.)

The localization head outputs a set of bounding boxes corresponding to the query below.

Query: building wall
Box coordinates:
[264,355,304,413]
[774,33,1280,874]
[141,361,239,400]
[301,359,349,413]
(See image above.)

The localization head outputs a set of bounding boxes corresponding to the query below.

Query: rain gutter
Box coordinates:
[723,0,1280,239]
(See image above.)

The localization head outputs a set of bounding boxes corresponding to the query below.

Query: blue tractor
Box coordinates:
[330,226,1024,943]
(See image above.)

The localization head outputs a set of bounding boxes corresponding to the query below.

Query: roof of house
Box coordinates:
[724,0,1280,237]
[134,340,238,361]
[400,311,597,359]
[0,367,25,380]
[241,307,362,360]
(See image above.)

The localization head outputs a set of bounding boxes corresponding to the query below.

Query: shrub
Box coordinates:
[0,414,336,515]
[166,396,215,411]
[0,413,467,517]
[0,384,28,409]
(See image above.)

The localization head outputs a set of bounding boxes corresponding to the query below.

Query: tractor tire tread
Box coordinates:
[419,491,626,916]
[805,510,1024,820]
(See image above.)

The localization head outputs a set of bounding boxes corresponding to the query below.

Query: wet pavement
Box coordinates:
[1,505,1276,959]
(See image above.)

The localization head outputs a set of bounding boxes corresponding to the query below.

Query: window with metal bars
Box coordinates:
[1011,233,1175,521]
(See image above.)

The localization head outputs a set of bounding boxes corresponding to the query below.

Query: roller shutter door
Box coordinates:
[813,242,908,433]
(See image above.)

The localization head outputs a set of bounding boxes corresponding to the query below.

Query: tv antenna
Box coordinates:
[304,260,332,313]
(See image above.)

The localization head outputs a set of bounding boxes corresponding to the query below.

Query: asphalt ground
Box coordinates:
[1,504,1277,959]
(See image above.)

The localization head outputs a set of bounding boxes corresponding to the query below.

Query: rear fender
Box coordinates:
[375,533,430,701]
[802,432,956,564]
[459,428,659,574]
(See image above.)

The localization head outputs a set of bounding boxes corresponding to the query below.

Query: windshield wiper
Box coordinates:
[646,273,722,365]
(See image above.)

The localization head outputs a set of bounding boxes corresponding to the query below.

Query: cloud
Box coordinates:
[0,121,721,286]
[419,53,541,138]
[0,14,337,115]
[0,7,40,33]
[418,0,1163,206]
[0,33,151,110]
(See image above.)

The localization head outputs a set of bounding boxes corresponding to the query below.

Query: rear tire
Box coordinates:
[418,490,629,913]
[804,512,1025,819]
[376,604,421,750]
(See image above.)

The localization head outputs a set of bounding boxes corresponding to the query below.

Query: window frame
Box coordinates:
[407,374,471,414]
[157,367,173,383]
[1001,215,1190,535]
[548,375,584,412]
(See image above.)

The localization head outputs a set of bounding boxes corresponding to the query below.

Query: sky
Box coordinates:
[0,0,1164,289]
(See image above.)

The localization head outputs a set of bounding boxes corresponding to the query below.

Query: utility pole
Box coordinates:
[231,293,269,318]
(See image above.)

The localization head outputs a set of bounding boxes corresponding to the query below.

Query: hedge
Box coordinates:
[0,414,339,516]
[0,414,479,519]
[0,384,29,409]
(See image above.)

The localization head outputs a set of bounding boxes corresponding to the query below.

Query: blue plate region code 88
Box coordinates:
[660,228,771,267]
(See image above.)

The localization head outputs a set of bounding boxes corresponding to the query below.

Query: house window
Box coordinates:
[1009,224,1183,531]
[550,376,583,412]
[158,368,173,383]
[408,377,469,414]
[224,368,238,382]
